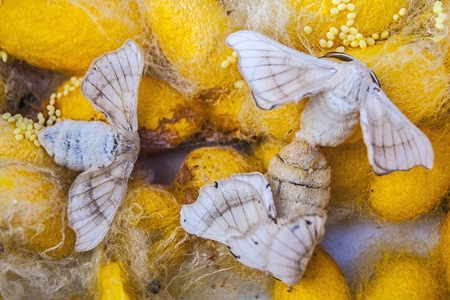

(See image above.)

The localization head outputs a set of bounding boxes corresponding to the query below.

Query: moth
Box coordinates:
[39,40,144,251]
[226,30,434,175]
[180,172,325,286]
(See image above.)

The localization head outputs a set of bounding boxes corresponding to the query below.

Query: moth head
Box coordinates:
[321,52,380,87]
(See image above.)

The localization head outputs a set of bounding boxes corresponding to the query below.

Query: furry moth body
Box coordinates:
[226,30,434,175]
[180,172,326,286]
[39,40,144,251]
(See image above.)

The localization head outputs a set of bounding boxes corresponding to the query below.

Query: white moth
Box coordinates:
[226,30,434,175]
[38,40,144,251]
[180,172,326,286]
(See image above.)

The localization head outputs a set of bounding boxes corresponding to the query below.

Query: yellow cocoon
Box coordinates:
[97,261,130,300]
[250,138,287,173]
[368,129,450,222]
[0,119,61,168]
[321,139,374,206]
[172,147,260,204]
[239,91,305,142]
[347,41,449,125]
[357,254,440,300]
[272,246,351,299]
[0,0,145,75]
[137,77,206,150]
[0,163,75,258]
[286,0,409,51]
[146,0,241,91]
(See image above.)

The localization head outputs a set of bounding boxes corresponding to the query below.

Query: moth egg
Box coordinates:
[329,27,339,35]
[340,25,349,33]
[303,26,313,34]
[232,51,238,58]
[234,80,245,89]
[46,119,53,126]
[33,123,42,130]
[434,1,442,6]
[56,92,63,99]
[435,16,445,23]
[37,112,43,119]
[15,134,24,141]
[336,46,345,52]
[359,40,367,48]
[367,37,376,45]
[346,3,356,11]
[221,60,230,68]
[63,90,69,97]
[34,139,41,147]
[349,27,358,35]
[350,40,359,47]
[50,115,57,121]
[227,56,237,63]
[48,110,55,116]
[14,114,22,119]
[372,33,380,40]
[343,39,351,46]
[331,0,341,5]
[39,118,45,125]
[347,12,356,20]
[25,130,32,139]
[2,112,11,119]
[326,32,335,40]
[70,76,78,86]
[326,40,334,48]
[49,98,56,105]
[337,3,346,10]
[399,8,407,16]
[1,51,7,63]
[347,34,356,41]
[393,14,399,21]
[433,5,442,14]
[69,86,75,92]
[435,22,444,30]
[50,93,56,101]
[30,134,37,141]
[26,124,33,131]
[339,32,348,40]
[7,116,15,123]
[46,105,54,111]
[356,33,364,40]
[12,128,22,135]
[381,30,389,39]
[319,39,328,48]
[18,122,26,130]
[346,19,355,26]
[55,109,62,117]
[330,7,339,15]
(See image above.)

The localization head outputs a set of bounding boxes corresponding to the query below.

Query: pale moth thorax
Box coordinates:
[38,39,144,252]
[180,137,330,287]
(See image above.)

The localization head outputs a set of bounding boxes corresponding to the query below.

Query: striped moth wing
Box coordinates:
[180,172,324,286]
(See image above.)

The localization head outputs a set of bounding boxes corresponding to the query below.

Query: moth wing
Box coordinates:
[68,158,134,251]
[81,39,144,132]
[180,173,275,244]
[226,214,325,286]
[360,85,434,175]
[226,30,339,110]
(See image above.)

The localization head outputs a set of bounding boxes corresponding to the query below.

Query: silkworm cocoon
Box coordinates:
[272,247,351,300]
[171,147,259,205]
[368,129,450,222]
[145,0,241,91]
[356,254,440,299]
[249,138,287,173]
[0,163,76,258]
[0,0,144,74]
[97,261,130,300]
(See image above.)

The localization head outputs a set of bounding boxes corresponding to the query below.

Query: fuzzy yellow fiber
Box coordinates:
[356,254,440,299]
[172,147,260,205]
[137,77,206,149]
[368,129,450,222]
[0,163,75,258]
[0,0,145,75]
[286,0,409,51]
[0,119,62,168]
[321,139,374,206]
[272,246,351,299]
[347,40,449,126]
[249,138,287,173]
[146,0,241,91]
[97,261,130,300]
[239,89,305,142]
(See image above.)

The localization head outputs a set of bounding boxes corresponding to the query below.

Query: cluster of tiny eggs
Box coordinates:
[304,2,408,52]
[433,1,447,30]
[221,51,245,89]
[2,76,82,147]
